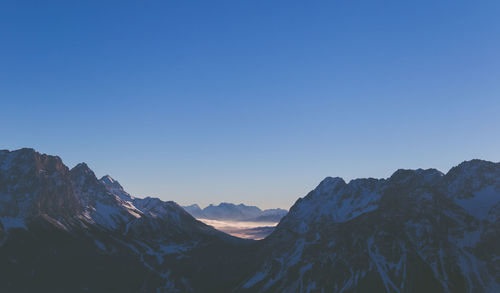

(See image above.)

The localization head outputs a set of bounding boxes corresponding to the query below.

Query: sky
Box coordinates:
[1,0,499,209]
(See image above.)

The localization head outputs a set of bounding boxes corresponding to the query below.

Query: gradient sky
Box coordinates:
[1,0,499,209]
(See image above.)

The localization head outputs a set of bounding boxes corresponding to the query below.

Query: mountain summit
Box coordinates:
[0,148,241,292]
[1,148,499,292]
[183,202,288,222]
[240,160,500,292]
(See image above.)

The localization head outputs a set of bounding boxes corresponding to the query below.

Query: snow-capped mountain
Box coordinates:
[183,203,287,239]
[0,148,244,292]
[239,160,500,292]
[2,148,499,292]
[183,202,288,222]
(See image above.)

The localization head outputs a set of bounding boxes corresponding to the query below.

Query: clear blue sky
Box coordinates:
[1,0,499,209]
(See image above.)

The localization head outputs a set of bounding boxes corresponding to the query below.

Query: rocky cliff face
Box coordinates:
[0,148,81,222]
[0,148,245,292]
[1,148,499,292]
[239,160,500,292]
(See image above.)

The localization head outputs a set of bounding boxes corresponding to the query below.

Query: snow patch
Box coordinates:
[243,270,268,288]
[455,186,499,220]
[94,240,106,251]
[0,217,27,232]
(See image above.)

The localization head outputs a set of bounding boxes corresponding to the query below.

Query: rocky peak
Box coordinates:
[387,168,443,188]
[70,162,96,179]
[450,159,499,174]
[99,175,132,201]
[100,175,124,190]
[1,148,68,177]
[246,161,500,292]
[347,177,385,191]
[183,204,202,216]
[444,160,500,195]
[186,204,201,210]
[313,177,346,195]
[0,149,80,220]
[280,176,382,235]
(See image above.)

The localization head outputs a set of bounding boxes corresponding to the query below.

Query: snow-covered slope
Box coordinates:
[2,148,500,292]
[70,163,144,230]
[0,148,239,292]
[240,160,500,293]
[280,177,384,234]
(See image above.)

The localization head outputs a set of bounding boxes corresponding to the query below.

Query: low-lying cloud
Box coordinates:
[197,218,279,240]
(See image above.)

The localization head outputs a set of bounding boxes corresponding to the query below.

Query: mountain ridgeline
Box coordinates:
[1,148,499,292]
[183,203,287,222]
[0,148,251,292]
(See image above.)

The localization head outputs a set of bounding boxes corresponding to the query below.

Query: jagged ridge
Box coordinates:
[241,160,500,292]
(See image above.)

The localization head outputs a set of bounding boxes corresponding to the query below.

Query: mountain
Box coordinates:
[239,160,500,292]
[2,148,500,292]
[183,202,288,222]
[183,204,203,217]
[0,148,252,292]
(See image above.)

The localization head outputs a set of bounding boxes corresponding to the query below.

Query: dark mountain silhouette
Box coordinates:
[0,148,251,292]
[238,160,500,292]
[1,148,499,292]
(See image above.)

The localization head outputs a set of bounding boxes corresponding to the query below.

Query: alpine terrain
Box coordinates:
[1,148,499,292]
[238,160,500,292]
[183,203,288,239]
[183,203,287,222]
[0,148,254,292]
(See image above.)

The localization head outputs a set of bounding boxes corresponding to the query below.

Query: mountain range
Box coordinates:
[1,148,499,292]
[183,203,287,222]
[0,148,250,292]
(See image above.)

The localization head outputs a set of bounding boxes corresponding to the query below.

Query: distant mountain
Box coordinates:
[183,202,288,222]
[183,204,203,216]
[239,160,500,292]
